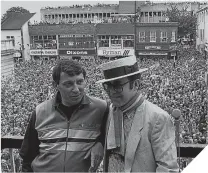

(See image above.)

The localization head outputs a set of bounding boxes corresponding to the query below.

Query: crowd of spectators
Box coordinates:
[42,3,118,10]
[139,46,208,145]
[1,46,208,171]
[29,20,92,26]
[29,16,138,26]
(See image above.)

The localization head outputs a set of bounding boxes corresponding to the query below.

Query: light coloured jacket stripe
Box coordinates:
[39,141,94,152]
[39,128,100,140]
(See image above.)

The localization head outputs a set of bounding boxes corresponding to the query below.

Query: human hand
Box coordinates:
[84,142,104,172]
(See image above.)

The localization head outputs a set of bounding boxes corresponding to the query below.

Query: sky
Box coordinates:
[1,0,119,21]
[1,0,205,21]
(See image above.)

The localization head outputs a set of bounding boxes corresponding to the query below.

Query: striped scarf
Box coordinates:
[107,92,144,156]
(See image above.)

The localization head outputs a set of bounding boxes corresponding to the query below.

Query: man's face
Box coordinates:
[103,77,136,107]
[57,72,86,106]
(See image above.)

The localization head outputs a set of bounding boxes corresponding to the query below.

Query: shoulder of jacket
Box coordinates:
[145,100,170,122]
[36,99,54,112]
[88,95,107,107]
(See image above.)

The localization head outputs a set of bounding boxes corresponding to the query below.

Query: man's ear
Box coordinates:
[52,81,58,89]
[134,80,140,90]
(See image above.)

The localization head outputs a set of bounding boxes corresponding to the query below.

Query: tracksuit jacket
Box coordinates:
[20,92,108,172]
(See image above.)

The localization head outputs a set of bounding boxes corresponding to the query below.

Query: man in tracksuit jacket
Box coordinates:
[20,59,108,172]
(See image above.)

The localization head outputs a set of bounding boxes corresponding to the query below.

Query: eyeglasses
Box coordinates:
[102,81,130,93]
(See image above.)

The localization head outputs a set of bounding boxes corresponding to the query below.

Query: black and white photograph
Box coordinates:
[1,0,208,172]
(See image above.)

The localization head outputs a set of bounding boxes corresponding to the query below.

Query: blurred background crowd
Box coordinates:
[1,45,208,171]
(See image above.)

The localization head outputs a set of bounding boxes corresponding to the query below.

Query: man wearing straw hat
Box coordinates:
[96,55,179,172]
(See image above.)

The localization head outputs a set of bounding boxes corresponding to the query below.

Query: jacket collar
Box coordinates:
[52,91,91,108]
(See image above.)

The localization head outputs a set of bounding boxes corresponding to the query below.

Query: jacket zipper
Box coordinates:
[57,106,81,172]
[63,120,70,172]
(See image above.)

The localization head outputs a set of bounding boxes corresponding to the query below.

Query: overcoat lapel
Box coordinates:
[125,101,145,173]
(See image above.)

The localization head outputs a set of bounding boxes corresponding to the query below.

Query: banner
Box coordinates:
[30,49,58,56]
[138,52,168,55]
[97,49,134,56]
[145,46,161,50]
[59,49,96,55]
[59,34,93,38]
[111,44,122,49]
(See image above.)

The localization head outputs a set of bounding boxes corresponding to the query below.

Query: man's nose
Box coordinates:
[72,84,79,92]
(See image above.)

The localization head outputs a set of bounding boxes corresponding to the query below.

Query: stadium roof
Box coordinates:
[96,23,134,35]
[29,24,96,35]
[1,13,35,30]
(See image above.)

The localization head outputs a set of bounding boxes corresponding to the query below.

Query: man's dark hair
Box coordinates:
[52,59,86,84]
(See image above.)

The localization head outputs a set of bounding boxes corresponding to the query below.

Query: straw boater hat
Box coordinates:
[96,55,148,84]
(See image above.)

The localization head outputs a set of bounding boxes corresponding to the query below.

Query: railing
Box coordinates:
[2,136,24,150]
[1,135,207,156]
[1,135,207,172]
[1,136,24,172]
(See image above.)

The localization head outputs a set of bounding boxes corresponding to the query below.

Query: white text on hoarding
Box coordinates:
[67,51,88,55]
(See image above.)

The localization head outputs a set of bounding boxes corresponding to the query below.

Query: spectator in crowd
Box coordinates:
[97,55,179,172]
[19,59,108,172]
